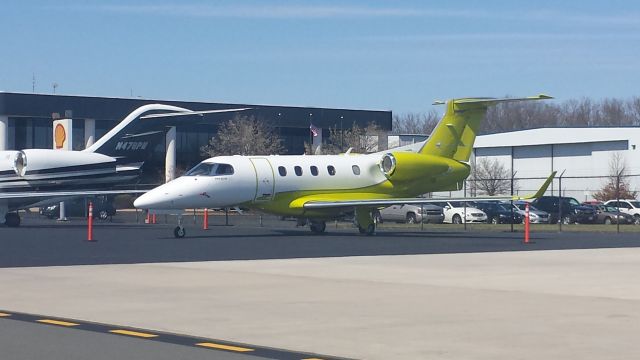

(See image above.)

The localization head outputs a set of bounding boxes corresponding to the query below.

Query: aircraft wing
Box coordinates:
[0,189,148,200]
[301,172,556,210]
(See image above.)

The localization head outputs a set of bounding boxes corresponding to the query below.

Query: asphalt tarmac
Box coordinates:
[1,212,639,268]
[2,213,640,359]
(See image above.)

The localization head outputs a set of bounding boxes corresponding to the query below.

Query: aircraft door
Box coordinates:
[250,158,275,202]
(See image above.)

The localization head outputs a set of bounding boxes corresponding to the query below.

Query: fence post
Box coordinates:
[523,202,531,244]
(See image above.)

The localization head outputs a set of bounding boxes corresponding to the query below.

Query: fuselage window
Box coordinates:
[278,166,287,176]
[327,165,336,176]
[352,165,361,175]
[294,166,303,176]
[215,163,234,175]
[310,166,319,176]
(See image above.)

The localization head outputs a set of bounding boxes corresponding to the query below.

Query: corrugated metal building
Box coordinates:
[472,127,640,200]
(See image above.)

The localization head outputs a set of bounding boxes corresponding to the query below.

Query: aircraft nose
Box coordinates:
[134,190,161,209]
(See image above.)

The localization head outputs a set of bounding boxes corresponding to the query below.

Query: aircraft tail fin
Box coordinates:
[84,104,191,162]
[419,94,552,161]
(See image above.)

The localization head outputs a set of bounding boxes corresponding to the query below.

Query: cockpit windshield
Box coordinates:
[185,162,234,176]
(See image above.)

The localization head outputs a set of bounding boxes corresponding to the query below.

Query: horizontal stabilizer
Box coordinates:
[140,108,252,119]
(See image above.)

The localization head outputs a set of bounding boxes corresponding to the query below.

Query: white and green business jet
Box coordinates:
[135,95,554,237]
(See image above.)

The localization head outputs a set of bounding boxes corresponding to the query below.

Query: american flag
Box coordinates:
[309,123,320,137]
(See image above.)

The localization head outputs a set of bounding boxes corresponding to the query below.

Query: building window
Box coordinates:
[327,165,336,176]
[278,166,287,176]
[310,166,318,176]
[352,165,361,175]
[294,166,303,176]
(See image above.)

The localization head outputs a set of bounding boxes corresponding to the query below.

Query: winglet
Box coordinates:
[513,171,557,201]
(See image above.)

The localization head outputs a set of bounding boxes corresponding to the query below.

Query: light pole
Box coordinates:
[340,115,344,151]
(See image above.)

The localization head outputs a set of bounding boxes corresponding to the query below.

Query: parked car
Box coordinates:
[604,199,640,224]
[40,197,116,220]
[472,201,522,224]
[430,201,487,224]
[510,201,550,224]
[531,196,596,224]
[582,204,634,225]
[378,204,444,224]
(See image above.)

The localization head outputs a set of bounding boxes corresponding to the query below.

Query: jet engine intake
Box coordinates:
[12,151,27,177]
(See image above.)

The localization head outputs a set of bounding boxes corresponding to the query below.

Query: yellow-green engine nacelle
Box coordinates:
[379,152,470,195]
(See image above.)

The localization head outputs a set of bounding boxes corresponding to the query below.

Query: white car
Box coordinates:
[431,201,488,224]
[604,199,640,224]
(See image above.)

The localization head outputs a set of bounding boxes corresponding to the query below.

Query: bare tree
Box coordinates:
[469,158,514,196]
[322,122,382,154]
[392,110,439,135]
[201,115,285,157]
[593,153,637,201]
[482,96,640,134]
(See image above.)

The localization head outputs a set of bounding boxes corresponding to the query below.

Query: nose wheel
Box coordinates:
[174,226,186,238]
[173,215,186,238]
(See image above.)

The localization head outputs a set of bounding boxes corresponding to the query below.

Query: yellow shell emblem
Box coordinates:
[54,123,66,149]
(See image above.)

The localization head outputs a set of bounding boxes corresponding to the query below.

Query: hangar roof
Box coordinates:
[475,127,640,148]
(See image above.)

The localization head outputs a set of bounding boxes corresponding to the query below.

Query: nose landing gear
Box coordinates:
[173,215,186,238]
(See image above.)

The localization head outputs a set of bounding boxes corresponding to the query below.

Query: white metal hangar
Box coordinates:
[472,127,640,201]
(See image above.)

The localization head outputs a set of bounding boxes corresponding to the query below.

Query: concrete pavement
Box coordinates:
[2,248,640,359]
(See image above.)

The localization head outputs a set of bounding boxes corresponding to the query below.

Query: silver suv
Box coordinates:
[377,204,444,224]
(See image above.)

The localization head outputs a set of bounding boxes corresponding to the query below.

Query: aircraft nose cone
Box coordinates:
[133,192,157,209]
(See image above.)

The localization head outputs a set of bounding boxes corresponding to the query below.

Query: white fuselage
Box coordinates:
[134,153,388,210]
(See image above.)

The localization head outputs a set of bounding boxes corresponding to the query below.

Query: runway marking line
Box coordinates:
[36,319,79,327]
[196,342,254,352]
[109,329,158,338]
[1,310,346,360]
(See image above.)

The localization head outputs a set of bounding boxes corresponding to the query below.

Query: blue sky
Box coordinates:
[1,0,640,113]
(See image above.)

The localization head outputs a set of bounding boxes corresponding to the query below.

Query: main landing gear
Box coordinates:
[4,213,21,227]
[309,220,326,234]
[355,208,376,236]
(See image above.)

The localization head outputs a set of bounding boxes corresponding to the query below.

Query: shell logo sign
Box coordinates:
[52,119,73,150]
[54,123,66,149]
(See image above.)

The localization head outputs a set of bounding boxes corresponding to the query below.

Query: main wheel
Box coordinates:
[358,223,375,235]
[562,215,572,225]
[5,213,21,227]
[406,213,417,224]
[98,210,109,221]
[634,215,640,225]
[604,217,612,225]
[309,221,326,234]
[452,214,462,224]
[174,226,186,238]
[490,217,499,225]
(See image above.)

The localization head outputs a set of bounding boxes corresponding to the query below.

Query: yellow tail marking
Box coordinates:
[0,312,11,317]
[196,342,254,352]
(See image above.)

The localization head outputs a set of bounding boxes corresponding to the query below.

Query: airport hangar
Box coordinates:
[0,92,391,182]
[467,127,640,201]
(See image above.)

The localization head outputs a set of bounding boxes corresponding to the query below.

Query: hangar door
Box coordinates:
[250,158,275,202]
